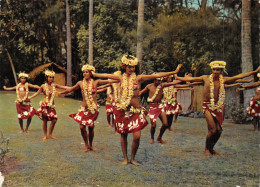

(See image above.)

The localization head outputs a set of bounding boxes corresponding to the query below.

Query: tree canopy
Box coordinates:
[0,0,259,86]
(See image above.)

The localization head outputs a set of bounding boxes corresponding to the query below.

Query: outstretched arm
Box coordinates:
[139,64,182,82]
[225,66,260,84]
[97,79,120,86]
[28,83,41,90]
[92,72,121,81]
[59,82,81,95]
[225,83,242,88]
[55,84,71,90]
[3,85,16,91]
[161,80,183,88]
[175,74,205,82]
[139,84,150,96]
[28,86,43,100]
[235,78,254,83]
[236,82,260,92]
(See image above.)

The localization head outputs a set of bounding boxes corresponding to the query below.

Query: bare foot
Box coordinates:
[84,147,90,152]
[157,137,166,144]
[42,136,47,141]
[204,149,212,156]
[168,127,173,132]
[89,147,97,152]
[47,135,57,139]
[19,130,24,133]
[108,124,112,128]
[130,160,140,166]
[211,150,223,156]
[149,138,154,144]
[25,130,30,133]
[121,159,128,165]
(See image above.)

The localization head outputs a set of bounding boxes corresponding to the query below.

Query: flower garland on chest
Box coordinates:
[45,83,56,108]
[16,83,29,104]
[209,74,225,111]
[106,86,113,105]
[117,73,136,110]
[83,78,97,111]
[147,85,162,102]
[113,83,121,103]
[162,86,176,104]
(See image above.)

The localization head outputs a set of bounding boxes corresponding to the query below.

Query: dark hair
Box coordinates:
[120,64,139,75]
[19,76,28,82]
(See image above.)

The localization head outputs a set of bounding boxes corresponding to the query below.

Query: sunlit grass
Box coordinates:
[0,91,259,186]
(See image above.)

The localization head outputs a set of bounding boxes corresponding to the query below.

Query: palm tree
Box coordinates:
[241,0,254,107]
[137,0,144,73]
[6,49,18,85]
[89,0,94,66]
[66,0,72,86]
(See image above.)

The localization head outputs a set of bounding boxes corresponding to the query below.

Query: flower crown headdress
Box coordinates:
[18,72,29,78]
[121,55,138,66]
[209,61,226,69]
[82,64,95,72]
[44,69,55,77]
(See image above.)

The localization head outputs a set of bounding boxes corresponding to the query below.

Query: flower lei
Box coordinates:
[106,86,113,105]
[162,86,176,104]
[147,85,162,102]
[16,82,29,104]
[83,78,97,111]
[129,106,144,114]
[209,74,225,111]
[117,73,136,110]
[45,83,56,108]
[113,83,121,103]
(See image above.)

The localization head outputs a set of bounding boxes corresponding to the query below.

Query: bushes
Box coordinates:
[0,131,9,171]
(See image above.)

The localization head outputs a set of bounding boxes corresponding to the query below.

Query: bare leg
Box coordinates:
[120,133,128,165]
[80,125,89,152]
[25,118,32,133]
[130,131,141,166]
[204,111,220,155]
[88,127,97,151]
[150,121,156,144]
[42,118,48,140]
[157,112,168,144]
[48,119,57,139]
[174,113,179,123]
[167,114,174,131]
[18,119,24,133]
[107,114,111,127]
[257,117,260,131]
[252,117,257,131]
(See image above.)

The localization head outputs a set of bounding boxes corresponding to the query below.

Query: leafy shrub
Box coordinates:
[0,131,9,169]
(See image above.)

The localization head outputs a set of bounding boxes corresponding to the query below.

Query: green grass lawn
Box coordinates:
[0,91,259,186]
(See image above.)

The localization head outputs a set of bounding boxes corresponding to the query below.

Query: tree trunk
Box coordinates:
[137,0,144,73]
[66,0,72,86]
[241,0,254,108]
[6,49,18,85]
[89,0,94,66]
[201,0,207,10]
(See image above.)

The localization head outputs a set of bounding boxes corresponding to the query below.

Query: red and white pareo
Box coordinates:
[69,106,99,127]
[246,98,260,117]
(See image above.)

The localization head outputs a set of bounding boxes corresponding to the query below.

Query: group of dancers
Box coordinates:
[3,55,260,165]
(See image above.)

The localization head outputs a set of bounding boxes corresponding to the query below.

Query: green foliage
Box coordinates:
[0,0,259,83]
[229,103,248,124]
[0,131,9,168]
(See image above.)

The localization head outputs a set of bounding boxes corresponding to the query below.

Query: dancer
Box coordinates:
[93,55,182,165]
[140,77,191,144]
[175,61,260,155]
[59,65,119,152]
[3,72,40,133]
[236,73,260,131]
[29,70,68,140]
[105,84,114,128]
